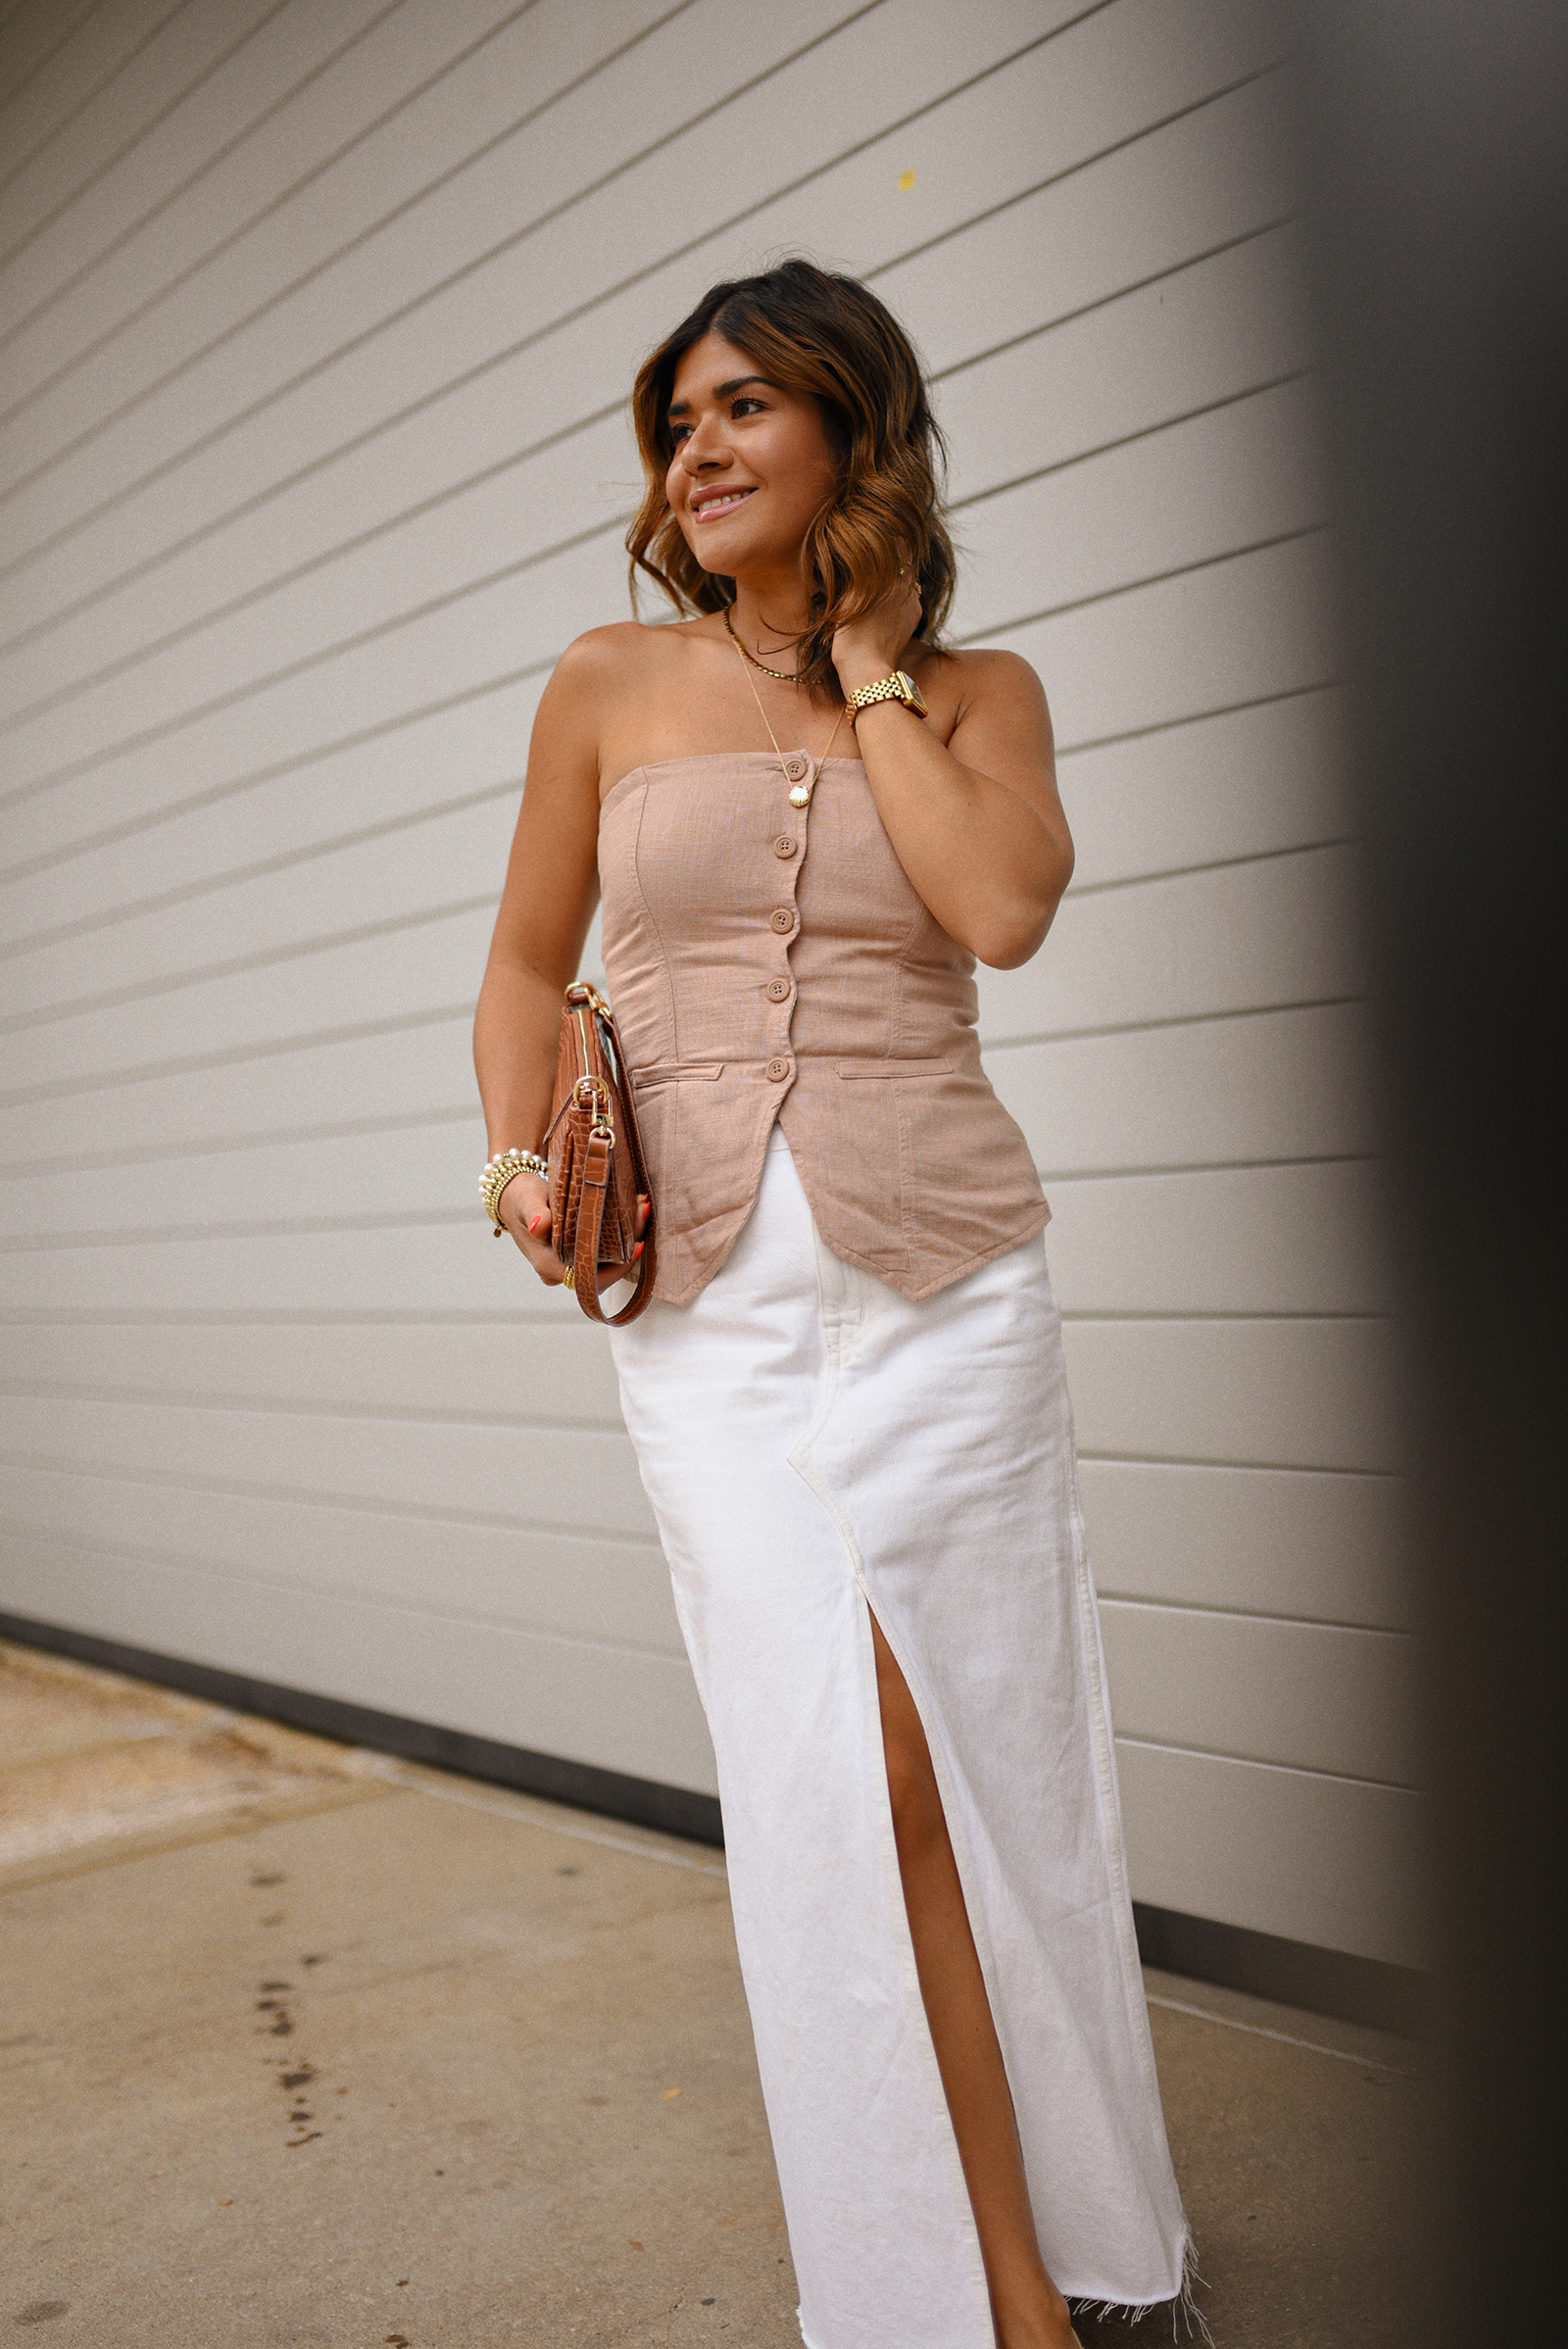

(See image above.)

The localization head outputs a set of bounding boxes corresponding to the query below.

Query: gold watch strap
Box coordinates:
[846,669,928,724]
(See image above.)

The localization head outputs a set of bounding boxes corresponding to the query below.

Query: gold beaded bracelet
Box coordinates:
[481,1149,549,1236]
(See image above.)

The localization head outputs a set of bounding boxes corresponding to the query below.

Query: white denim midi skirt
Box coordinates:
[611,1130,1188,2348]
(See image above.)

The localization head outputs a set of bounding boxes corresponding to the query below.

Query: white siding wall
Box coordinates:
[0,0,1417,1966]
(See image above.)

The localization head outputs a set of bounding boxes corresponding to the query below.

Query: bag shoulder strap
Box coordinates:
[569,1121,657,1325]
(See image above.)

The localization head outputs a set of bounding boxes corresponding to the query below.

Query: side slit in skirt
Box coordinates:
[610,1130,1189,2349]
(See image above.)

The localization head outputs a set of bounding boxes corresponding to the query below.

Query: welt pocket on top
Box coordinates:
[831,1057,953,1079]
[632,1061,725,1088]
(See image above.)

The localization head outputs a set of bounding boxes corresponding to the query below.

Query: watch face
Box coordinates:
[898,672,929,715]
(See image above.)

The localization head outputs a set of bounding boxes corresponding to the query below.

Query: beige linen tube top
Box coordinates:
[598,751,1050,1305]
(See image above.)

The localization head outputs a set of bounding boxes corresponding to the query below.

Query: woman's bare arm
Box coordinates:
[473,639,607,1277]
[835,591,1073,969]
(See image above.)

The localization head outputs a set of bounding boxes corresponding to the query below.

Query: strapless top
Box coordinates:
[598,751,1048,1304]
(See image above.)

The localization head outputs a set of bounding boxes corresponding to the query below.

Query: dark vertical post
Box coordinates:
[1290,3,1566,2337]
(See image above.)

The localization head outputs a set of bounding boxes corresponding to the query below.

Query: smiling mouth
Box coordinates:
[691,487,755,520]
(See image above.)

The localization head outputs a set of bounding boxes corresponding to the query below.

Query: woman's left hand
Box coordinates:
[831,573,924,696]
[823,577,1074,970]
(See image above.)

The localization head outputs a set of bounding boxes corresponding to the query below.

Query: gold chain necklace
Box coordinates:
[728,622,846,807]
[723,600,807,682]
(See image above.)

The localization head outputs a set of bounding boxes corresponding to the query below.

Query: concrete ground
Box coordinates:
[0,1642,1429,2347]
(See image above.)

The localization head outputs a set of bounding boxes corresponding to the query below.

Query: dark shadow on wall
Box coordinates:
[1288,4,1567,2341]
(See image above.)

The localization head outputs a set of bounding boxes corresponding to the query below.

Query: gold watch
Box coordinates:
[845,669,929,726]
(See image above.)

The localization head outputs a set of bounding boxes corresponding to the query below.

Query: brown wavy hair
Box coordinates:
[626,259,956,698]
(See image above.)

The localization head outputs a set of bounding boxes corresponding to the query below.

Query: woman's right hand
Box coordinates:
[497,1173,650,1287]
[497,1172,565,1286]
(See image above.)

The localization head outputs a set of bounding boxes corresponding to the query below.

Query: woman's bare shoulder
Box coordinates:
[909,642,1049,741]
[544,619,719,793]
[929,643,1047,704]
[552,616,707,689]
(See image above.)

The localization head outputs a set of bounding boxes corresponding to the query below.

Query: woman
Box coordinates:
[474,260,1190,2349]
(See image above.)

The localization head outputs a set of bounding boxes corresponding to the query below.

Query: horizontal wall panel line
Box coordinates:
[0,1205,478,1251]
[0,467,1316,809]
[0,59,848,591]
[0,652,541,855]
[0,0,498,349]
[0,829,1352,1030]
[1079,1450,1397,1476]
[0,0,704,444]
[0,1153,1386,1252]
[0,387,619,670]
[0,663,1348,942]
[1056,677,1333,762]
[0,1444,1394,1640]
[950,367,1308,520]
[1121,1738,1419,1797]
[1097,1591,1414,1638]
[862,54,1278,293]
[1039,1151,1377,1181]
[1064,1312,1393,1329]
[0,1102,479,1183]
[0,1301,1393,1339]
[0,1308,578,1326]
[0,881,499,1012]
[3,369,1305,738]
[928,211,1292,390]
[0,0,889,512]
[0,206,1293,672]
[0,2,105,124]
[1116,1732,1418,1799]
[3,398,1313,813]
[0,112,1287,708]
[0,0,308,293]
[0,989,1370,1113]
[0,1448,651,1549]
[958,523,1325,650]
[0,1000,470,1110]
[0,1513,675,1661]
[0,5,1228,596]
[982,993,1363,1052]
[0,511,620,814]
[0,1134,1372,1192]
[0,1313,1394,1342]
[0,983,1372,1108]
[0,388,621,706]
[0,788,1342,969]
[10,169,1313,789]
[0,1378,622,1434]
[1063,832,1360,902]
[0,0,189,206]
[0,1311,1394,1336]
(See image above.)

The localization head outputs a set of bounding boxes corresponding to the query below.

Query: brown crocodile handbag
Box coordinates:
[544,982,657,1326]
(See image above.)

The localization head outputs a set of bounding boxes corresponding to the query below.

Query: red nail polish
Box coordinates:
[633,1241,644,1258]
[527,1214,543,1234]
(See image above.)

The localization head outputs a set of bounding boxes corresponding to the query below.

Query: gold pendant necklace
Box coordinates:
[723,601,805,681]
[727,619,845,807]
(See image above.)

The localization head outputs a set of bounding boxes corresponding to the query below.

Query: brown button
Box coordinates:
[765,978,791,1002]
[772,833,798,858]
[783,756,808,781]
[768,906,796,933]
[765,1057,791,1082]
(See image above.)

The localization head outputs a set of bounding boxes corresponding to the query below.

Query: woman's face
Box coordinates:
[664,331,840,578]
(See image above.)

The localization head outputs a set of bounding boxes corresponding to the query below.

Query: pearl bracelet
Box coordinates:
[481,1148,549,1236]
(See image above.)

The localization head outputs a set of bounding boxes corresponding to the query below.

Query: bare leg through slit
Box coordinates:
[871,1610,1081,2349]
